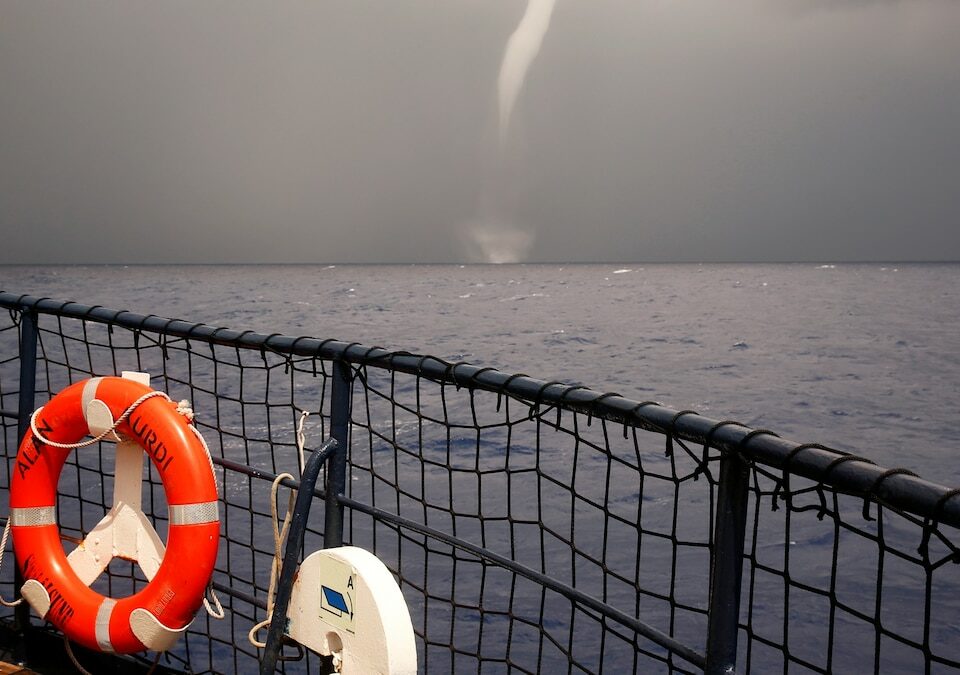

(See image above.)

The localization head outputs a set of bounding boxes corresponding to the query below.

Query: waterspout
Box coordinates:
[497,0,558,150]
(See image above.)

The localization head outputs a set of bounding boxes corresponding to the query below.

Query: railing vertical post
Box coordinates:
[324,360,352,548]
[13,308,38,661]
[705,450,750,675]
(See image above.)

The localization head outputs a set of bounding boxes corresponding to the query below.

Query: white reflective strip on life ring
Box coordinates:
[95,597,117,653]
[81,378,104,424]
[130,607,192,652]
[9,506,57,527]
[20,579,51,618]
[169,502,220,526]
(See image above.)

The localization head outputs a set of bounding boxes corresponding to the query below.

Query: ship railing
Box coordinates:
[1,292,958,674]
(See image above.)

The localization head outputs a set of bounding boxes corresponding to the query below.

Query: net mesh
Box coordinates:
[0,301,958,674]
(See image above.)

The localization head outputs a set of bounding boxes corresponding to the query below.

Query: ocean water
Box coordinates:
[3,262,958,484]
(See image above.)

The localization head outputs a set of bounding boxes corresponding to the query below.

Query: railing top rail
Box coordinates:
[3,291,959,529]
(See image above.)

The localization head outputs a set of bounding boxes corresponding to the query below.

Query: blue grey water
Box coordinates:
[3,262,958,483]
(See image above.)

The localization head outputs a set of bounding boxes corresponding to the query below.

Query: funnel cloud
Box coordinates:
[497,0,558,150]
[463,0,558,264]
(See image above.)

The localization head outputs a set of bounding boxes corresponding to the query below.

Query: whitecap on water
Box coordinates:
[500,292,547,302]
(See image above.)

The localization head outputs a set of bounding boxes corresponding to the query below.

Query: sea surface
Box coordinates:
[3,262,957,484]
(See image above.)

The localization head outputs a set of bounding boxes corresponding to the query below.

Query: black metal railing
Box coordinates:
[1,292,958,674]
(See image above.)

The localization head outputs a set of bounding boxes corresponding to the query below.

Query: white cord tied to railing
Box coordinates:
[0,517,20,608]
[248,411,311,650]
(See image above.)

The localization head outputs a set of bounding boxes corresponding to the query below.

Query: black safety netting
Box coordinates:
[0,298,958,674]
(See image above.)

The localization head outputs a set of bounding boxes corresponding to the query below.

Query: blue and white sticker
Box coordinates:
[317,555,357,634]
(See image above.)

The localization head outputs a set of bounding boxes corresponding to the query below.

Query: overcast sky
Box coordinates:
[2,1,958,264]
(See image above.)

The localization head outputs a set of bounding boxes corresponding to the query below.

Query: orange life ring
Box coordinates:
[10,376,219,654]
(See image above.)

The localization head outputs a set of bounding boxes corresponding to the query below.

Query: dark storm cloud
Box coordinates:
[1,1,958,263]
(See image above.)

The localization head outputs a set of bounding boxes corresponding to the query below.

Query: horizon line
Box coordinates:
[1,259,958,267]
